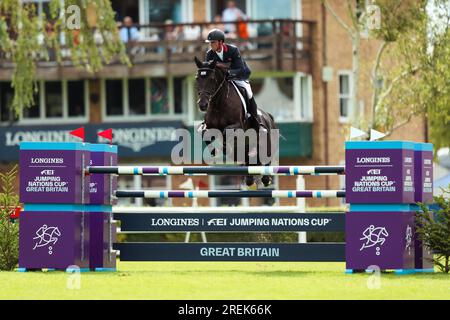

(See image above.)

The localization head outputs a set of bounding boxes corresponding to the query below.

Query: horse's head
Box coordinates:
[194,56,227,112]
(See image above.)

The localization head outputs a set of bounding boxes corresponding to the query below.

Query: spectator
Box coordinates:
[163,19,184,53]
[119,16,140,43]
[202,15,225,39]
[222,0,246,35]
[237,16,249,40]
[163,19,179,41]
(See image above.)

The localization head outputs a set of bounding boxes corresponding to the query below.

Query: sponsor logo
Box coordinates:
[97,127,178,152]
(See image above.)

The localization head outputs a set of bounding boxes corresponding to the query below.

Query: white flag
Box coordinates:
[349,127,367,140]
[179,178,194,190]
[370,129,386,141]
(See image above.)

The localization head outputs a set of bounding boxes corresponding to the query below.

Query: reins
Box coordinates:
[198,68,229,107]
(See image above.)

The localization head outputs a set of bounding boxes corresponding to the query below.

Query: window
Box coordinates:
[1,80,88,123]
[0,82,15,122]
[102,77,188,120]
[68,81,86,117]
[209,0,246,20]
[246,0,300,38]
[151,78,169,114]
[250,0,291,19]
[45,81,63,118]
[105,80,124,116]
[173,77,184,114]
[338,72,352,120]
[144,0,186,23]
[111,0,139,23]
[128,79,146,115]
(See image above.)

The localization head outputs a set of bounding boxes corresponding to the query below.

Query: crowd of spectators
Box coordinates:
[117,1,252,54]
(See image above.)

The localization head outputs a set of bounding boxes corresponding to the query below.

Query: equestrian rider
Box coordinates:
[204,28,266,132]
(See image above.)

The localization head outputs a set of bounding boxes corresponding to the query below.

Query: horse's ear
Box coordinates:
[210,60,217,69]
[194,56,203,68]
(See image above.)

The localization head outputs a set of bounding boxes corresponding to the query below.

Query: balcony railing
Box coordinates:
[0,19,316,73]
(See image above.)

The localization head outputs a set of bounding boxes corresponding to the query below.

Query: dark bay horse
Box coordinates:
[194,56,277,187]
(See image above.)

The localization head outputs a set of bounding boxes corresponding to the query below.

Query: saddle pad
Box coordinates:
[231,81,263,118]
[230,81,249,119]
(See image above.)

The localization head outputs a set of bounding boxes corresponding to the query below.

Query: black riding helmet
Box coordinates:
[205,28,225,42]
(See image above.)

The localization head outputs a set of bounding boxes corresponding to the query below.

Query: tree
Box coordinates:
[415,187,450,273]
[0,0,130,117]
[0,165,19,271]
[323,0,450,150]
[375,0,450,150]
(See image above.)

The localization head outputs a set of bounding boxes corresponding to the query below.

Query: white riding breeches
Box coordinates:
[233,80,253,99]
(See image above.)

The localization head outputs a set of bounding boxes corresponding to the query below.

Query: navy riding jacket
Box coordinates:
[205,43,251,80]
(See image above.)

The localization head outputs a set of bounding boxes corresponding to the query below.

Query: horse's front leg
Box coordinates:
[222,123,258,187]
[201,127,221,158]
[222,123,244,163]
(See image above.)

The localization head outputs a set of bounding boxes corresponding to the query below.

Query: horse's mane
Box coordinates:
[195,56,229,75]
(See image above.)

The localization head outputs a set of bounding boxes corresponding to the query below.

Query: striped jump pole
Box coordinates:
[115,190,346,199]
[87,165,345,176]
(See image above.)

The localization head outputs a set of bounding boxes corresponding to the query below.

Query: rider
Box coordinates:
[203,28,266,132]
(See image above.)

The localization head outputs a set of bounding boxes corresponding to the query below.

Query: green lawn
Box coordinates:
[0,261,448,300]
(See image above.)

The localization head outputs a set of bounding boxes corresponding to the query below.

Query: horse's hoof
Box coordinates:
[261,175,272,187]
[244,183,258,191]
[245,176,255,187]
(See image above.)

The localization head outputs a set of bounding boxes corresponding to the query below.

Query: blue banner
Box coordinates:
[0,121,185,161]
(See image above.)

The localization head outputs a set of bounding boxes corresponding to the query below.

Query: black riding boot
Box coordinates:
[248,97,267,132]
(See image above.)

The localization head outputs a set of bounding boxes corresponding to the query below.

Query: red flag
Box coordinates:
[69,127,85,142]
[98,128,113,144]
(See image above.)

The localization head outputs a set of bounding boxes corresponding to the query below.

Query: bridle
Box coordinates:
[197,67,229,107]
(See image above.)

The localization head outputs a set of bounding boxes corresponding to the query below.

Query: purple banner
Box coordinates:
[345,148,415,203]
